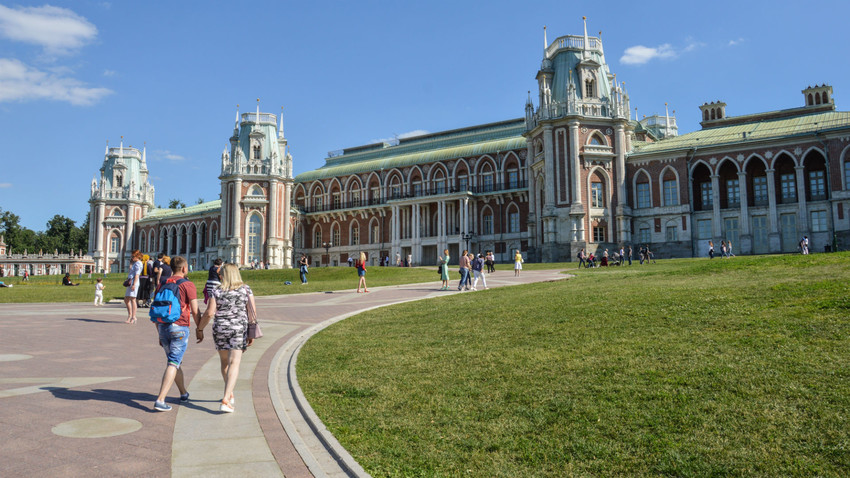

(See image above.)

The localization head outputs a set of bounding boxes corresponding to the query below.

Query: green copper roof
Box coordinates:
[295,119,527,182]
[631,111,850,156]
[137,200,221,223]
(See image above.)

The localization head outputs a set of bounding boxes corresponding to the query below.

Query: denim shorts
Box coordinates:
[158,323,189,367]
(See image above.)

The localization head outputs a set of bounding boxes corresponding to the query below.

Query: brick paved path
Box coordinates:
[0,269,567,477]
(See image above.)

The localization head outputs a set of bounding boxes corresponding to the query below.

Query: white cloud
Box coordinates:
[728,38,745,46]
[683,38,706,52]
[620,44,676,65]
[0,182,12,188]
[152,150,187,162]
[0,58,113,105]
[103,69,116,77]
[0,5,97,55]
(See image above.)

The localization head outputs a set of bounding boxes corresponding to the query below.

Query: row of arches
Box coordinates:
[295,201,524,250]
[295,152,525,211]
[691,150,828,211]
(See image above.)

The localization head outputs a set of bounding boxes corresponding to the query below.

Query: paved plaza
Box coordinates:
[0,269,567,477]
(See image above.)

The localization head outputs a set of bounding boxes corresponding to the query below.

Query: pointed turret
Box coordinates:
[543,26,548,50]
[582,16,589,59]
[279,107,285,139]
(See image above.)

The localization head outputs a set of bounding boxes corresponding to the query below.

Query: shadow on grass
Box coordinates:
[47,387,221,414]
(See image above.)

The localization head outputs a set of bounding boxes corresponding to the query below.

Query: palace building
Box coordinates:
[88,22,850,272]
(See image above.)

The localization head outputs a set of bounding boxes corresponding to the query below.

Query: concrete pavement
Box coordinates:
[0,269,568,477]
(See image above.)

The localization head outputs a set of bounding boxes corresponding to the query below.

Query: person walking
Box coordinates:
[94,278,105,306]
[727,240,735,257]
[438,249,450,290]
[619,246,626,266]
[577,248,586,269]
[152,256,198,412]
[197,263,255,413]
[471,253,488,290]
[124,250,143,324]
[356,252,369,293]
[458,250,471,291]
[137,254,152,308]
[720,240,727,258]
[627,246,633,265]
[298,254,309,284]
[485,251,495,273]
[514,249,523,276]
[708,240,715,259]
[204,258,223,304]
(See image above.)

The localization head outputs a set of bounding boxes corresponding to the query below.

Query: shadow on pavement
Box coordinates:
[65,318,119,324]
[46,387,221,414]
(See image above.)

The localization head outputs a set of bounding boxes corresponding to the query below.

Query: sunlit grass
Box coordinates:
[298,253,850,477]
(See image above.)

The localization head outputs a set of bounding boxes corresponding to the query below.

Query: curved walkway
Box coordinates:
[0,269,567,477]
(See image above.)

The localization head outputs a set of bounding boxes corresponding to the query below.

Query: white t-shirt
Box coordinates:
[95,283,104,294]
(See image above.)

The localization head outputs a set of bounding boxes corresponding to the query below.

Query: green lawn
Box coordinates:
[0,265,443,303]
[297,253,850,477]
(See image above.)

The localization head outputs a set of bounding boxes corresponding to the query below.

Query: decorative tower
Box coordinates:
[88,138,155,273]
[218,100,294,268]
[522,18,633,262]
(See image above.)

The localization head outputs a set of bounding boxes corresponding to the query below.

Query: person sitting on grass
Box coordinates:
[62,273,79,286]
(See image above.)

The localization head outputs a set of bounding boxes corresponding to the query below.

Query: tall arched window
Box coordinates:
[332,225,340,245]
[585,80,594,98]
[314,226,322,248]
[351,223,359,245]
[110,232,121,254]
[139,231,146,253]
[253,145,261,159]
[247,214,262,263]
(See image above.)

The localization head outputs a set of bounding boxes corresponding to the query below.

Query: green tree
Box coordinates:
[168,198,186,209]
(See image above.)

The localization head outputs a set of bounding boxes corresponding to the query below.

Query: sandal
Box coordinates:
[220,399,234,413]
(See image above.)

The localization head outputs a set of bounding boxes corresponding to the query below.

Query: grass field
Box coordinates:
[297,253,850,477]
[0,264,449,303]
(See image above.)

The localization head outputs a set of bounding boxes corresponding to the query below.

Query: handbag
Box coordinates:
[246,291,263,340]
[123,279,131,287]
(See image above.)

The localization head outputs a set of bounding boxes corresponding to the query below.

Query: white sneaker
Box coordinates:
[220,400,234,413]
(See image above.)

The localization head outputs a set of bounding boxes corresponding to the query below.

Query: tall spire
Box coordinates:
[665,102,671,137]
[543,26,548,50]
[582,16,589,59]
[119,136,123,163]
[256,98,260,126]
[279,106,285,139]
[141,142,147,169]
[104,140,109,158]
[234,104,240,132]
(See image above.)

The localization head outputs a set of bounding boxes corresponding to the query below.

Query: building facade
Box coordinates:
[89,24,850,271]
[0,235,95,277]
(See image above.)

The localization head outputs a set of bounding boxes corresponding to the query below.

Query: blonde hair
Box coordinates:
[359,252,366,263]
[219,263,244,291]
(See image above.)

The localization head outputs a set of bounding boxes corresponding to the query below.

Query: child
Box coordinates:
[94,278,105,306]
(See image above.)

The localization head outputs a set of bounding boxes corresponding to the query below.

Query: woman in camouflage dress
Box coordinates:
[198,263,255,413]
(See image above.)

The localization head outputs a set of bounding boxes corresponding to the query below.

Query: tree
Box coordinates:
[168,199,186,209]
[196,197,205,204]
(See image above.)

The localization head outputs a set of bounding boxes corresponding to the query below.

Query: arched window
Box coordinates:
[351,223,359,245]
[710,109,716,120]
[247,214,262,263]
[662,170,679,206]
[116,175,123,188]
[199,223,207,252]
[112,208,123,217]
[591,180,605,207]
[139,231,146,253]
[313,226,322,248]
[110,232,121,254]
[590,135,602,145]
[332,225,340,245]
[483,209,494,235]
[822,92,828,104]
[703,109,709,121]
[249,185,263,196]
[815,94,822,105]
[506,205,520,233]
[808,93,814,106]
[585,79,594,98]
[253,145,261,159]
[369,220,380,243]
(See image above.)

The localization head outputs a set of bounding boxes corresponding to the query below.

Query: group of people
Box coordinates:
[438,249,504,291]
[576,245,656,268]
[707,240,736,259]
[115,250,259,414]
[121,252,175,323]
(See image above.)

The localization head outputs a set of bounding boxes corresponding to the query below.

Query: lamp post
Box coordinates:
[322,241,332,266]
[462,231,473,253]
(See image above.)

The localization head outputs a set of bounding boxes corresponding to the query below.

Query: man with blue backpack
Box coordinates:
[149,255,200,412]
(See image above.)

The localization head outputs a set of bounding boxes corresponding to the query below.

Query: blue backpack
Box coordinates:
[149,277,189,324]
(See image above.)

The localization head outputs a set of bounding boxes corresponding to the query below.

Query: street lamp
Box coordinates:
[322,241,332,266]
[461,231,473,252]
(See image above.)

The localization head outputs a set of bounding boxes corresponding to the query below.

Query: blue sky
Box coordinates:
[1,0,848,231]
